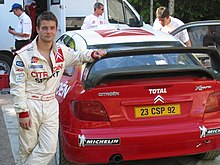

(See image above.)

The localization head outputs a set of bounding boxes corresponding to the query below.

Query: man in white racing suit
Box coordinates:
[9,11,106,165]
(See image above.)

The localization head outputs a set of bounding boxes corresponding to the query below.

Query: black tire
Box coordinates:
[56,128,85,165]
[196,149,220,160]
[55,128,73,165]
[0,54,13,74]
[60,145,74,165]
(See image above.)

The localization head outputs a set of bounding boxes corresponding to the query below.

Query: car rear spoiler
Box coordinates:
[84,47,220,89]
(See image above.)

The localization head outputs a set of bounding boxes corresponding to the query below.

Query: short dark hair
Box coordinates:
[36,11,58,28]
[156,6,170,19]
[94,2,104,11]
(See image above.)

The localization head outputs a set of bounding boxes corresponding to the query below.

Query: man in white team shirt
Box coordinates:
[8,3,32,50]
[81,2,105,30]
[153,6,191,47]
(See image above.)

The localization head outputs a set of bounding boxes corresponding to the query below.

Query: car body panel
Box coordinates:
[57,26,183,51]
[62,123,220,163]
[56,44,220,164]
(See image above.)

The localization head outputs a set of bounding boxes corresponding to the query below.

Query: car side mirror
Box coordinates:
[137,15,144,27]
[128,16,143,27]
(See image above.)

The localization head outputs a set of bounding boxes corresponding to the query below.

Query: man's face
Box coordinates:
[36,20,57,43]
[158,17,169,27]
[12,9,20,16]
[97,5,104,16]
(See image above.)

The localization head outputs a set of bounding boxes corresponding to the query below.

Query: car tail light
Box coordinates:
[204,92,220,113]
[71,101,110,121]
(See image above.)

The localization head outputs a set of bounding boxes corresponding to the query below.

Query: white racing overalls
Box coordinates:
[9,37,94,165]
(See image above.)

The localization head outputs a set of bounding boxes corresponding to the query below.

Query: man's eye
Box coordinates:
[50,27,56,30]
[41,27,56,31]
[42,27,48,31]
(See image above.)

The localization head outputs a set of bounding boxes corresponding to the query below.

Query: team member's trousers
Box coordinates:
[19,98,59,165]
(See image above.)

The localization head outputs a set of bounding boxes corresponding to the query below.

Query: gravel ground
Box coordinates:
[0,92,15,165]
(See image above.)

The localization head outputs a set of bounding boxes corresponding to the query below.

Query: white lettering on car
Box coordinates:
[78,134,120,147]
[199,126,220,138]
[98,92,120,97]
[195,85,212,91]
[149,88,167,94]
[56,81,71,98]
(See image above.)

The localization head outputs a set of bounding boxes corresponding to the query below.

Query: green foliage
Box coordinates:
[127,0,149,22]
[127,0,220,24]
[175,0,220,22]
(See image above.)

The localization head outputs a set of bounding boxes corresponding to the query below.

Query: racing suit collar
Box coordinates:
[32,36,57,60]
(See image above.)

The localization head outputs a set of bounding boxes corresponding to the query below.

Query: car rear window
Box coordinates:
[90,52,199,72]
[82,52,210,89]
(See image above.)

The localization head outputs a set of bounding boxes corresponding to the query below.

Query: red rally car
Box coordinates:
[55,27,220,164]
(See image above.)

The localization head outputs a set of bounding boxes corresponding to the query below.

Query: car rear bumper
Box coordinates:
[62,122,220,164]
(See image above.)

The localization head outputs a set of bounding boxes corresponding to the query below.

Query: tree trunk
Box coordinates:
[150,0,153,25]
[169,0,175,16]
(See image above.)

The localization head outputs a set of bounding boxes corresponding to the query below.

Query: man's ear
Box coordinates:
[36,26,39,33]
[167,16,171,23]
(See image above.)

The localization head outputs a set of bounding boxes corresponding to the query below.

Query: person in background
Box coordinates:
[153,6,191,47]
[81,2,105,30]
[24,0,37,39]
[9,11,106,165]
[8,3,32,50]
[24,0,36,16]
[203,26,220,51]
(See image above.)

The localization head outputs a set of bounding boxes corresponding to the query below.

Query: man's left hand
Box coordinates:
[92,49,107,59]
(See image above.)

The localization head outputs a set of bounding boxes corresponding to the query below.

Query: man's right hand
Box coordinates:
[19,117,31,130]
[8,29,16,35]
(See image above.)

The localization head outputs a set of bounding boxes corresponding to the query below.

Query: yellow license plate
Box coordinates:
[134,104,181,118]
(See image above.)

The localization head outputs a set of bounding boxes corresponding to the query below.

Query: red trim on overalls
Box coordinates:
[19,111,29,118]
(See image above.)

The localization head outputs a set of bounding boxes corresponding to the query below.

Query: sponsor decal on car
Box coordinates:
[195,85,212,91]
[56,81,71,98]
[154,95,164,104]
[148,88,167,104]
[83,68,89,80]
[78,134,120,147]
[149,88,167,94]
[98,91,120,97]
[199,126,220,138]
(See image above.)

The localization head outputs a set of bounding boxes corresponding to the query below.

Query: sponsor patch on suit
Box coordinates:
[16,61,24,67]
[29,65,43,69]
